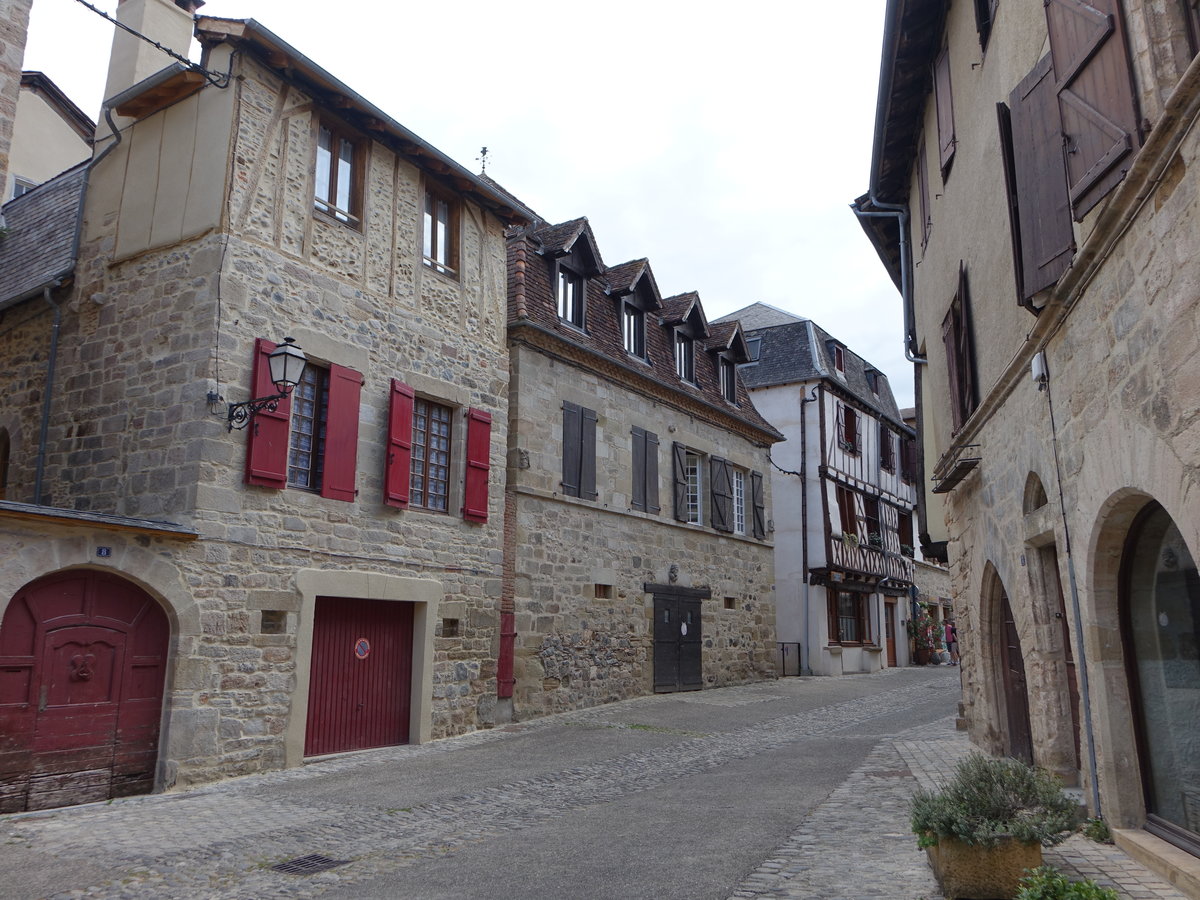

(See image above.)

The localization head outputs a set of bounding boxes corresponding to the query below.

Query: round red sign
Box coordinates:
[353,638,370,660]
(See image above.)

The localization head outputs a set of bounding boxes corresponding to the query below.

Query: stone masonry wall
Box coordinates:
[508,344,777,719]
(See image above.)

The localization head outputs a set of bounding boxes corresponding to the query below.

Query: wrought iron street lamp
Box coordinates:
[226,337,308,431]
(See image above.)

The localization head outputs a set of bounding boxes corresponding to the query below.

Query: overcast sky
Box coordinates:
[23,0,912,407]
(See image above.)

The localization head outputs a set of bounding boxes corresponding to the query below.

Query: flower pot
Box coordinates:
[914,648,931,665]
[925,836,1042,899]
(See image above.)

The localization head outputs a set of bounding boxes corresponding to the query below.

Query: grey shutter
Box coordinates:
[672,441,688,522]
[580,406,597,500]
[1044,0,1140,220]
[562,401,581,497]
[956,266,978,422]
[751,470,766,540]
[710,457,733,533]
[934,45,956,176]
[631,426,647,511]
[645,430,660,514]
[1006,55,1074,301]
[942,303,964,432]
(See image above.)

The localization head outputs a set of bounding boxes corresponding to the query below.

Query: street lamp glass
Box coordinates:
[268,338,307,392]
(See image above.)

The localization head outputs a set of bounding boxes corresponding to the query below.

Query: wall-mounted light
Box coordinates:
[226,337,308,431]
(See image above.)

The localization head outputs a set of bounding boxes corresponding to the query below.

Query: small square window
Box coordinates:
[423,185,460,277]
[11,176,36,199]
[595,584,613,599]
[442,618,460,637]
[261,610,287,634]
[314,121,362,226]
[724,597,737,611]
[558,266,585,328]
[746,336,762,362]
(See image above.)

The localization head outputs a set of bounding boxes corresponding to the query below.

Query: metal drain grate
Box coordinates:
[271,854,350,875]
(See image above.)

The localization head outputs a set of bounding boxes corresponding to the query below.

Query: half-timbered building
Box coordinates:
[716,303,918,677]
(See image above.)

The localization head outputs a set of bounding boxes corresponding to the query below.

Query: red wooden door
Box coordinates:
[305,597,413,757]
[0,571,169,812]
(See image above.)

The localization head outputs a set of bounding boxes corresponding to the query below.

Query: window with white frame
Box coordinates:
[684,449,702,524]
[733,468,746,535]
[675,331,695,383]
[720,356,737,403]
[622,301,645,357]
[558,266,584,328]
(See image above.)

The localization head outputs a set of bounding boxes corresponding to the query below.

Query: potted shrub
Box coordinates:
[911,752,1078,899]
[907,606,937,664]
[867,531,883,548]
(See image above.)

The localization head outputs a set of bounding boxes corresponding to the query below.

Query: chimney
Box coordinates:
[102,0,204,107]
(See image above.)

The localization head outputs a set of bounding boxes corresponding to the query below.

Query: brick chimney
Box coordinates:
[0,0,34,201]
[102,0,204,107]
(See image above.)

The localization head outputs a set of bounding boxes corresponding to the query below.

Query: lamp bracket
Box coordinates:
[227,390,290,431]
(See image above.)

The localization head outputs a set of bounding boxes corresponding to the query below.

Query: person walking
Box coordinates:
[945,619,959,665]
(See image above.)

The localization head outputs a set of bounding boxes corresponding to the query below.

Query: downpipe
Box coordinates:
[851,196,927,365]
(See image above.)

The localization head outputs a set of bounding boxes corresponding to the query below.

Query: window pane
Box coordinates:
[733,469,746,535]
[422,193,434,260]
[288,366,328,490]
[436,199,450,266]
[335,137,354,218]
[315,126,333,207]
[685,451,702,524]
[411,398,453,511]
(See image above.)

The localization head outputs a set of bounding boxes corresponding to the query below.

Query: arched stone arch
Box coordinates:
[979,562,1034,763]
[1023,471,1050,514]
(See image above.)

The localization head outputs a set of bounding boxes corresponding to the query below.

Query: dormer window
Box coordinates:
[557,266,585,328]
[746,336,762,363]
[832,343,846,374]
[720,356,737,403]
[675,331,695,383]
[865,369,880,394]
[622,301,645,357]
[315,120,362,227]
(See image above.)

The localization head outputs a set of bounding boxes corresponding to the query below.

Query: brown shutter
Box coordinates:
[956,264,978,423]
[942,302,964,432]
[1044,0,1141,219]
[562,401,581,497]
[645,430,660,514]
[672,442,688,522]
[751,470,766,540]
[916,139,932,249]
[1006,55,1075,302]
[631,426,647,512]
[710,457,733,533]
[580,406,597,501]
[975,0,998,49]
[934,46,957,176]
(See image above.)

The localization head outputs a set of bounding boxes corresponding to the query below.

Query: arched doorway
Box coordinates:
[0,570,170,812]
[999,587,1034,764]
[1121,502,1200,855]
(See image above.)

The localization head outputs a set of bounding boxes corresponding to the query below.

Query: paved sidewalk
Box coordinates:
[730,717,1188,900]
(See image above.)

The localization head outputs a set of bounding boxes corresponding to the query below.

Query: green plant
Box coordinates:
[911,752,1078,848]
[907,606,939,651]
[1015,866,1118,899]
[1081,817,1113,843]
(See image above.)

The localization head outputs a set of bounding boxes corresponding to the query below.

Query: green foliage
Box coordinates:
[910,752,1078,848]
[1015,866,1118,900]
[907,605,940,651]
[1081,817,1113,844]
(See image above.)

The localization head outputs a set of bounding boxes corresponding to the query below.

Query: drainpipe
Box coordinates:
[1042,359,1102,815]
[851,196,926,365]
[799,383,819,674]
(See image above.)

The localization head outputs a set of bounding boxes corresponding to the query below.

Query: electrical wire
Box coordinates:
[71,0,229,87]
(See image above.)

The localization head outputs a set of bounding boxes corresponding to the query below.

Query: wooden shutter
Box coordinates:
[1006,55,1075,301]
[942,304,963,431]
[672,442,688,522]
[750,470,766,540]
[975,0,999,49]
[916,139,932,249]
[385,379,414,508]
[580,406,597,501]
[632,427,647,512]
[562,401,581,497]
[245,338,290,488]
[321,363,362,502]
[1045,0,1140,220]
[710,457,733,533]
[955,265,978,425]
[934,46,956,176]
[837,486,856,536]
[881,426,894,470]
[645,430,660,514]
[462,408,491,523]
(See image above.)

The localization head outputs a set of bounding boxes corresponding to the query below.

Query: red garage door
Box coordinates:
[0,570,169,812]
[305,596,413,757]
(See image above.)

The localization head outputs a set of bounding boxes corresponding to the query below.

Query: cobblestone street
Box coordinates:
[0,667,1183,900]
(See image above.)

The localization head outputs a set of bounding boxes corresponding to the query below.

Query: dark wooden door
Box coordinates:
[1045,546,1081,770]
[999,589,1034,765]
[653,593,702,693]
[0,571,169,812]
[305,597,413,757]
[884,601,898,668]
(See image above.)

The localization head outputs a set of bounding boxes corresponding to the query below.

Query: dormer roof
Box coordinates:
[660,292,709,337]
[605,258,662,310]
[531,217,604,273]
[706,320,751,363]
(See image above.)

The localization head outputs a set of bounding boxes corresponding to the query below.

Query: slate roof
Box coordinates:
[532,217,592,258]
[734,310,908,429]
[712,301,805,330]
[0,162,86,309]
[604,258,649,295]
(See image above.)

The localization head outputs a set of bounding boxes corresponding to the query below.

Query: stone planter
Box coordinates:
[925,836,1042,899]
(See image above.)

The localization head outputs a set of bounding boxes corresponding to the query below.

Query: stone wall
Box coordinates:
[507,343,777,718]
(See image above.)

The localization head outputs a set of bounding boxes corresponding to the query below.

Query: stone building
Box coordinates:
[715,302,918,676]
[6,71,93,200]
[856,0,1200,889]
[0,1,532,811]
[499,219,782,720]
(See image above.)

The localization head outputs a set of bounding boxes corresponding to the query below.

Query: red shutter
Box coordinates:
[463,408,491,523]
[321,363,362,502]
[385,379,414,508]
[245,338,290,488]
[1044,0,1141,219]
[934,45,956,176]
